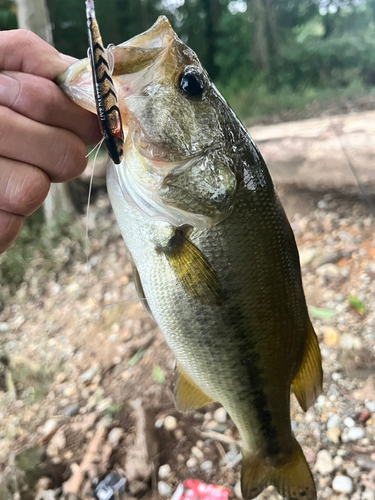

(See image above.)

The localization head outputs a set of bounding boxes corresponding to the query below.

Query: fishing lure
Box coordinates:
[86,0,124,164]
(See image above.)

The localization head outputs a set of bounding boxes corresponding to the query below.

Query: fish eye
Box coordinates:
[178,67,205,99]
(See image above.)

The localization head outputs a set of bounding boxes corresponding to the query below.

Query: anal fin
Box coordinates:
[241,438,316,500]
[161,229,223,306]
[173,363,214,412]
[292,319,323,412]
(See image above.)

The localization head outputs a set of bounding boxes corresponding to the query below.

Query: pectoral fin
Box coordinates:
[130,259,153,318]
[292,319,323,412]
[161,229,223,306]
[173,364,214,412]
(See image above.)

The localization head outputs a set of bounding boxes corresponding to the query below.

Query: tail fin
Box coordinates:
[241,439,316,500]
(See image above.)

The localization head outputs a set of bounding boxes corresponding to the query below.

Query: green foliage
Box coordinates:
[348,295,366,315]
[153,365,166,384]
[0,0,17,30]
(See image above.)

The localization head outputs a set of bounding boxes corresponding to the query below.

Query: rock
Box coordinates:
[214,407,227,424]
[343,417,355,428]
[366,402,375,413]
[316,263,340,279]
[299,248,319,266]
[63,385,77,397]
[46,429,66,457]
[0,323,8,332]
[347,426,365,441]
[40,419,60,436]
[80,366,100,385]
[191,446,204,460]
[332,475,353,494]
[315,450,334,475]
[158,481,172,497]
[333,456,343,469]
[63,404,80,417]
[340,334,355,351]
[108,427,124,446]
[323,327,340,346]
[234,481,242,499]
[158,464,171,479]
[327,414,340,429]
[97,415,113,429]
[96,397,113,412]
[363,490,375,500]
[186,457,198,468]
[200,460,213,472]
[155,419,164,429]
[164,416,177,431]
[326,428,341,444]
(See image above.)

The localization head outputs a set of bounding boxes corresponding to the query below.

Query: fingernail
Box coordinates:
[0,72,19,107]
[59,53,78,64]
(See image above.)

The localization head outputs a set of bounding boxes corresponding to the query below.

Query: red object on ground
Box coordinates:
[171,479,230,500]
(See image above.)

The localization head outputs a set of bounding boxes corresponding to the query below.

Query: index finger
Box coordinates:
[0,29,72,80]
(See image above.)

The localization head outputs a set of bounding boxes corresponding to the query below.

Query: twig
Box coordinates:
[63,426,107,495]
[200,430,240,446]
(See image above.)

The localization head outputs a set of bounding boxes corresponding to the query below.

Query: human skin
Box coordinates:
[0,29,101,254]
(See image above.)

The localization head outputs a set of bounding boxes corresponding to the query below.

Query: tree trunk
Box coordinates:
[264,0,279,55]
[250,0,269,72]
[15,0,76,225]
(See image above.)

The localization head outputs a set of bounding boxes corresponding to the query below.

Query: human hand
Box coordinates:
[0,29,101,254]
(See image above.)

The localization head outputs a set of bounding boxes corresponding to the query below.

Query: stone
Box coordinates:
[96,397,113,412]
[326,428,341,444]
[213,407,227,424]
[315,450,334,475]
[327,414,340,429]
[323,327,339,346]
[46,429,66,458]
[343,417,355,428]
[158,481,172,497]
[63,385,77,397]
[333,456,343,469]
[340,334,355,351]
[63,404,80,418]
[108,427,124,446]
[186,457,198,468]
[316,263,340,278]
[359,409,372,423]
[234,481,242,499]
[347,426,365,441]
[158,464,171,479]
[200,460,213,472]
[40,419,60,436]
[332,476,353,494]
[80,366,99,385]
[363,490,375,500]
[191,446,204,460]
[97,415,113,429]
[164,416,177,431]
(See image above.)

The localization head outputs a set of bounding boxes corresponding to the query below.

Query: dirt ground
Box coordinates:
[0,123,375,500]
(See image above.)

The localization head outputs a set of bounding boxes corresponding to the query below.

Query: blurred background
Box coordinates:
[1,2,375,500]
[2,0,375,123]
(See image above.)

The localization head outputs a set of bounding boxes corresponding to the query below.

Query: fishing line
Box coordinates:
[330,120,375,219]
[85,137,105,307]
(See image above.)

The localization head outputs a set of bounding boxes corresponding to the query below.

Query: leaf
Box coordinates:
[309,306,337,318]
[348,296,365,315]
[153,365,165,385]
[128,349,145,367]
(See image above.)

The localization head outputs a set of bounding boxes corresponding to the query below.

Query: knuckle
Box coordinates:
[17,167,49,215]
[54,135,88,181]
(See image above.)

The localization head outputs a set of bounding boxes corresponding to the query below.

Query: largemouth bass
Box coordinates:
[57,16,323,500]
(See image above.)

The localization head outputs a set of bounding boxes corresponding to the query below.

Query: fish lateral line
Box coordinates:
[85,0,124,164]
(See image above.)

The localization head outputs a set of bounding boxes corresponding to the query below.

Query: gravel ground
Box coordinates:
[0,188,374,500]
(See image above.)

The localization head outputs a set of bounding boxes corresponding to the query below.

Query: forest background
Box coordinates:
[1,0,375,123]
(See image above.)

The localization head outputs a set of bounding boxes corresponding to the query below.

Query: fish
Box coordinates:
[56,15,323,500]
